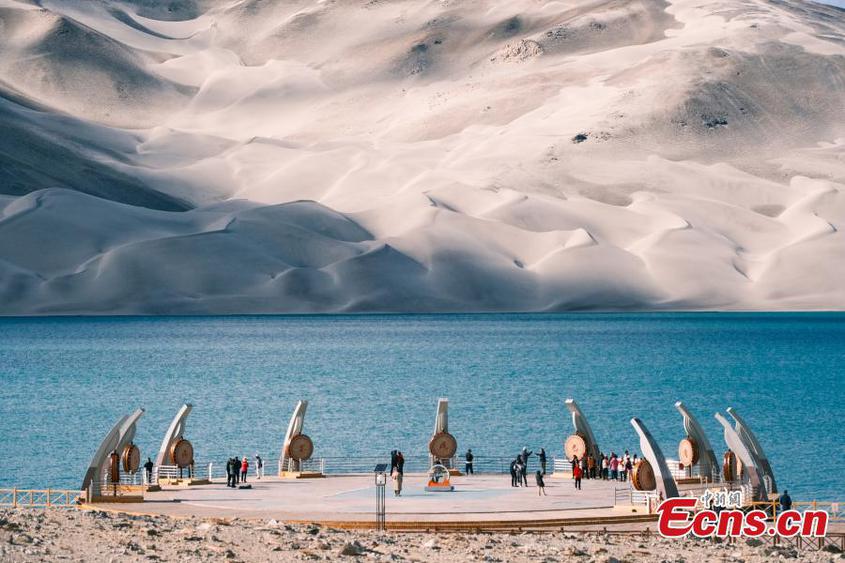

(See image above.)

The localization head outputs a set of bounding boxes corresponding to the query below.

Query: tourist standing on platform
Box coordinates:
[601,454,608,479]
[520,447,533,471]
[573,462,582,490]
[390,450,398,473]
[610,453,618,480]
[396,451,405,475]
[538,448,547,475]
[588,454,596,479]
[535,470,546,495]
[241,457,249,482]
[510,457,520,487]
[519,452,530,487]
[570,455,578,477]
[255,454,263,479]
[144,457,154,484]
[580,456,588,480]
[225,458,234,487]
[392,466,403,496]
[779,490,792,511]
[465,449,474,474]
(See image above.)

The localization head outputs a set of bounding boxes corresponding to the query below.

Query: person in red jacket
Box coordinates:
[240,457,249,483]
[573,461,582,490]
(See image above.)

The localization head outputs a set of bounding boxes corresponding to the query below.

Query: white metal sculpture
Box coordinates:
[675,401,718,480]
[715,412,768,502]
[727,407,777,493]
[564,399,600,462]
[280,400,313,473]
[81,408,144,495]
[630,417,679,499]
[429,398,458,468]
[155,403,192,468]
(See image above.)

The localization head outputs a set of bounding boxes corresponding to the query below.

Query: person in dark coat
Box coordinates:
[537,448,547,475]
[535,470,546,495]
[779,490,793,511]
[233,457,240,485]
[510,458,519,487]
[226,458,234,487]
[144,457,154,484]
[520,448,532,486]
[390,450,398,473]
[396,451,405,474]
[465,449,474,475]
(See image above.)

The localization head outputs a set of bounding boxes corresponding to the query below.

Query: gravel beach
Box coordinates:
[1,508,842,562]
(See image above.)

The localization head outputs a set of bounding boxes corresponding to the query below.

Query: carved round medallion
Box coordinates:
[678,436,699,466]
[631,459,656,491]
[121,443,141,473]
[722,450,736,482]
[564,433,587,460]
[108,451,121,483]
[170,438,194,468]
[287,434,314,461]
[428,432,457,459]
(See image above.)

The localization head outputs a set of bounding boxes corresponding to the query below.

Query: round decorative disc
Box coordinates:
[170,438,194,468]
[121,443,141,473]
[428,432,457,459]
[678,436,699,466]
[564,434,587,460]
[722,450,736,482]
[631,459,656,491]
[287,434,314,461]
[108,451,121,483]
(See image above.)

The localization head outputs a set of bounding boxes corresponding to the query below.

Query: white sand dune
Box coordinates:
[0,0,843,313]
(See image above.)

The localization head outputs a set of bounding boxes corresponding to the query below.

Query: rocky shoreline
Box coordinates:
[1,508,842,562]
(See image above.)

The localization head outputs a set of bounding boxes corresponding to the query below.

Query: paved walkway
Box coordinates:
[92,474,645,524]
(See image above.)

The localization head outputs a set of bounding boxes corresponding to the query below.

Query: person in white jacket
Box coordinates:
[254,454,264,479]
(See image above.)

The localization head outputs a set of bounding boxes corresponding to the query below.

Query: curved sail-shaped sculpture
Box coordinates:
[675,401,718,481]
[155,403,192,468]
[280,400,319,476]
[726,407,777,494]
[429,398,458,471]
[81,408,144,500]
[630,417,679,500]
[564,399,600,463]
[714,412,768,502]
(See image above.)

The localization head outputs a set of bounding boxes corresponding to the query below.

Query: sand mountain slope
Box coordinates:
[0,0,843,313]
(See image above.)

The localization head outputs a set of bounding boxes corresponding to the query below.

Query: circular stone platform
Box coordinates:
[87,474,655,528]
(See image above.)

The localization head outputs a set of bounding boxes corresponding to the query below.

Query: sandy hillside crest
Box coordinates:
[0,0,843,313]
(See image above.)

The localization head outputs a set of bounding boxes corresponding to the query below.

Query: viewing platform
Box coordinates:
[83,473,657,530]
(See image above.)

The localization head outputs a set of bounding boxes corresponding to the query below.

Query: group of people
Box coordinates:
[390,450,405,496]
[506,447,548,487]
[225,454,264,487]
[571,450,636,490]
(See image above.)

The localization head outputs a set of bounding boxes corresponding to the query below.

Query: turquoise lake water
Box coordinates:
[0,313,842,499]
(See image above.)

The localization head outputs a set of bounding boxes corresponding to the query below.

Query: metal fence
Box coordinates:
[0,489,81,508]
[269,455,523,476]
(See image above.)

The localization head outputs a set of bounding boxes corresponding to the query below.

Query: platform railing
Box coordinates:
[613,487,654,507]
[0,488,81,508]
[749,500,845,522]
[270,455,523,475]
[153,463,202,483]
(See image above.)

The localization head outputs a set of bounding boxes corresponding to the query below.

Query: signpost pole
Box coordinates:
[374,464,387,531]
